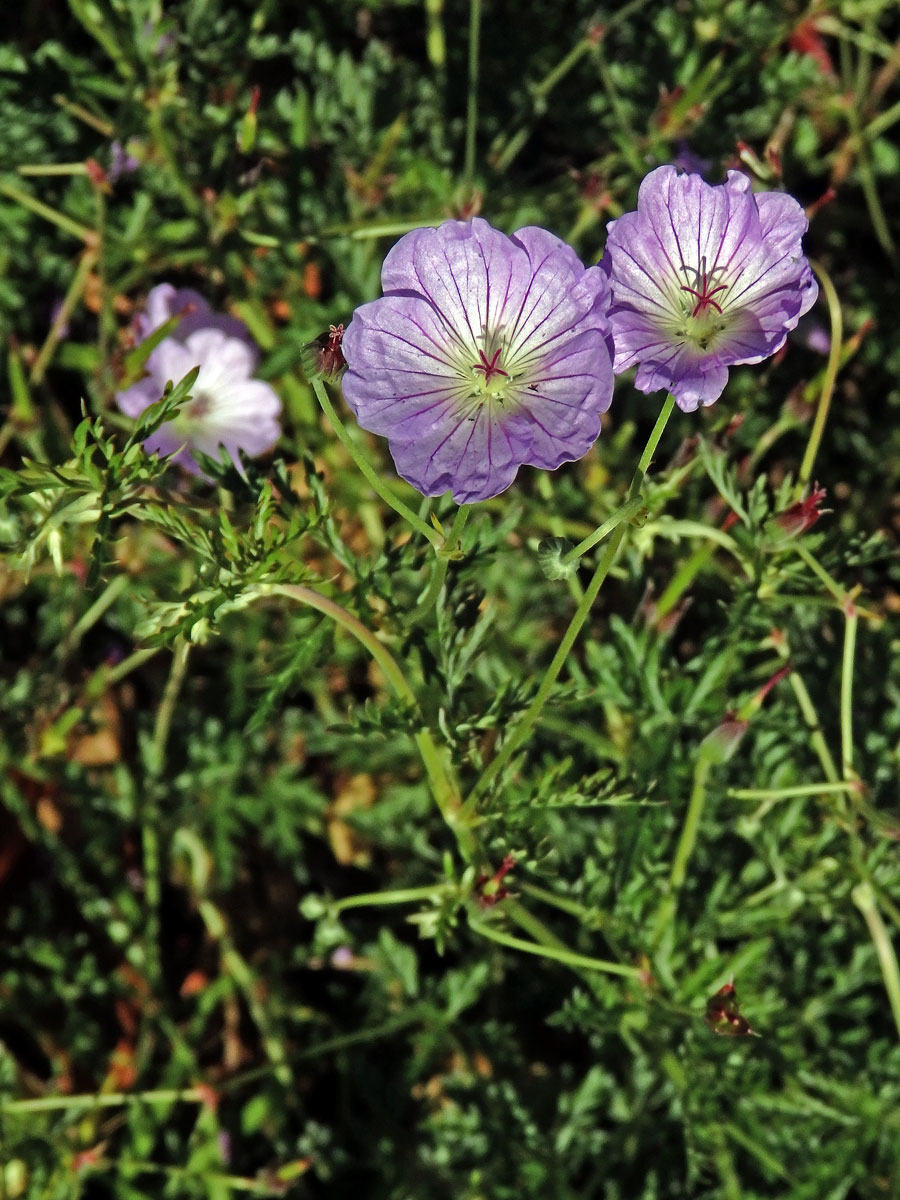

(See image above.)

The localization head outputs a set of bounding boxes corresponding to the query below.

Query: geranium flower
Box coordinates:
[116,286,280,474]
[341,218,614,504]
[136,282,250,344]
[602,167,818,411]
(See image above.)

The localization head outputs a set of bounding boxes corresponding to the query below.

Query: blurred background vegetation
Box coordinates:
[2,1,900,1196]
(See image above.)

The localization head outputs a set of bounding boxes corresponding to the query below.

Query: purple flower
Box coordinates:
[602,167,818,411]
[672,143,711,178]
[116,288,280,474]
[108,140,140,183]
[341,218,614,504]
[136,282,250,344]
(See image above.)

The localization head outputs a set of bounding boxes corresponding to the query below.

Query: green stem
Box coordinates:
[793,542,848,606]
[18,161,90,176]
[0,178,97,243]
[469,912,641,978]
[464,0,482,187]
[465,393,676,810]
[1,1087,210,1114]
[268,584,478,863]
[147,639,191,779]
[198,898,290,1086]
[142,639,191,989]
[102,1160,295,1195]
[333,884,450,913]
[562,495,646,564]
[728,782,859,800]
[519,880,605,923]
[772,636,841,784]
[650,756,713,946]
[104,646,160,685]
[312,377,441,549]
[415,505,470,619]
[796,261,842,496]
[852,883,900,1042]
[58,572,128,661]
[53,92,115,135]
[841,606,859,780]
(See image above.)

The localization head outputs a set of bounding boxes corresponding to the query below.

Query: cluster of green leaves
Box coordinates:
[3,1,900,1198]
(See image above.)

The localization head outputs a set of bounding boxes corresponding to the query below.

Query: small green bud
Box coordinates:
[538,537,577,580]
[299,894,328,920]
[699,715,748,765]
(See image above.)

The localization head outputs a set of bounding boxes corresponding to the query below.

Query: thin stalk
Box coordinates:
[147,639,191,779]
[650,757,713,946]
[268,584,478,863]
[464,0,482,187]
[53,93,115,136]
[772,636,841,784]
[1,1087,210,1114]
[18,162,90,176]
[519,881,605,923]
[852,883,900,1042]
[729,782,859,801]
[561,495,645,564]
[793,541,849,606]
[104,646,160,685]
[841,606,858,780]
[312,378,441,549]
[415,505,470,619]
[31,247,98,385]
[465,393,676,810]
[333,884,450,913]
[142,639,191,989]
[0,178,97,244]
[796,261,843,495]
[198,898,290,1086]
[102,1160,295,1195]
[271,584,416,704]
[855,94,900,144]
[58,572,128,660]
[469,913,641,979]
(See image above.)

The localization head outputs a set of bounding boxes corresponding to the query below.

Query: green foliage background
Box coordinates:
[2,1,900,1197]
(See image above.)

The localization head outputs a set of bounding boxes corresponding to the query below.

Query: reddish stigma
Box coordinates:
[681,261,728,318]
[472,347,508,383]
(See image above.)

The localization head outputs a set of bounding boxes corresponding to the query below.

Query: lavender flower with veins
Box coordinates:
[602,166,818,411]
[341,218,614,504]
[116,284,281,474]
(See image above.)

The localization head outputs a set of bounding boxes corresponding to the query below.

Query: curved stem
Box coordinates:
[333,885,451,914]
[796,261,842,496]
[853,883,900,1042]
[312,378,441,549]
[468,913,641,979]
[268,584,479,864]
[465,393,677,810]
